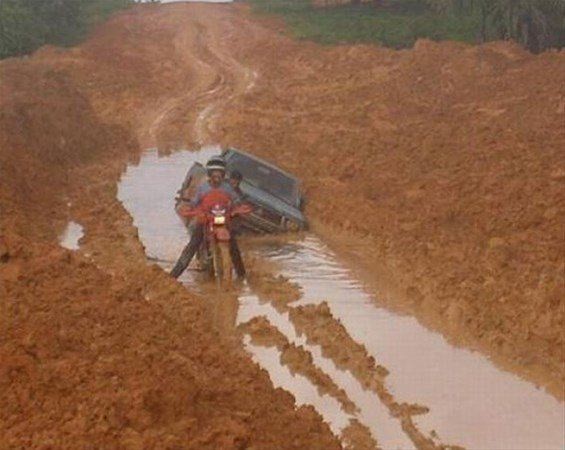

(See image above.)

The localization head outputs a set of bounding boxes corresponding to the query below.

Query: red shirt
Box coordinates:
[197,188,233,213]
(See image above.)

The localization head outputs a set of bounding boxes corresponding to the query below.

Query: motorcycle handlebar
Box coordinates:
[177,203,253,219]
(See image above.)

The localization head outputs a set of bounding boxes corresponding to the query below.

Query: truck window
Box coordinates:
[227,153,297,205]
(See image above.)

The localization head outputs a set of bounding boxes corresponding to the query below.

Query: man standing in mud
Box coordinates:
[170,156,246,279]
[228,170,244,198]
[227,170,246,277]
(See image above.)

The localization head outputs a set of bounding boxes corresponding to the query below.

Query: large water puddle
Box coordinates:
[118,148,564,450]
[242,237,565,449]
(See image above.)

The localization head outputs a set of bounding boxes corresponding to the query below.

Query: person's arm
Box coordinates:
[191,185,206,208]
[179,175,193,201]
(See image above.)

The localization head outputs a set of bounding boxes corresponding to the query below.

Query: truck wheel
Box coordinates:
[284,219,300,232]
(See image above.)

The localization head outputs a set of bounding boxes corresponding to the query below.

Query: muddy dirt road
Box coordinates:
[1,2,564,449]
[117,146,563,449]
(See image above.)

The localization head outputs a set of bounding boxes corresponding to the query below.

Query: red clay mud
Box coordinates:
[342,419,381,450]
[2,244,334,448]
[289,303,463,450]
[240,315,358,414]
[246,267,302,313]
[0,1,563,447]
[216,11,565,396]
[0,4,343,448]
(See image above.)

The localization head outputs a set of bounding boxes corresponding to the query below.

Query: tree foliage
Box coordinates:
[0,0,133,59]
[424,0,565,51]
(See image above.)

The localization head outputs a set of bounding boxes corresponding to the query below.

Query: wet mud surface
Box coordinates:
[118,148,564,449]
[1,1,563,448]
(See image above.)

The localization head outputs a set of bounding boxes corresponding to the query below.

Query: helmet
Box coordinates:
[206,156,226,174]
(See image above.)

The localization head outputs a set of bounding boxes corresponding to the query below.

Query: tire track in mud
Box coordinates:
[118,146,563,449]
[191,21,258,144]
[239,315,358,415]
[288,303,461,450]
[143,20,212,146]
[239,260,461,450]
[144,15,257,147]
[245,302,458,450]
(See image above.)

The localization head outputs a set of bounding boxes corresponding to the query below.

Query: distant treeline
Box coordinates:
[423,0,565,52]
[0,0,134,59]
[305,0,564,52]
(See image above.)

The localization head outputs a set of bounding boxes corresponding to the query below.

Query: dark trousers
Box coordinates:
[170,224,245,279]
[229,235,246,279]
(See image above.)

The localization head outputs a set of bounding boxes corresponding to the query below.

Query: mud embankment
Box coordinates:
[217,21,565,395]
[240,315,358,414]
[0,5,342,448]
[122,147,562,449]
[1,1,564,447]
[0,62,132,241]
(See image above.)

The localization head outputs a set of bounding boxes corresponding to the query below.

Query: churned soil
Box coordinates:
[216,9,565,396]
[0,4,342,448]
[0,238,339,449]
[341,419,381,450]
[0,1,564,447]
[288,303,452,450]
[240,315,358,414]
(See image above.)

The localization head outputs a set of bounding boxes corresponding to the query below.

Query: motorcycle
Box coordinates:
[178,200,251,284]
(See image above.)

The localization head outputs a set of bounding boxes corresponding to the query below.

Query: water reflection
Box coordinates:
[252,235,565,450]
[118,148,565,450]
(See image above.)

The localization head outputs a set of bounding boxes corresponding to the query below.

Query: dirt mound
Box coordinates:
[0,60,134,241]
[1,1,563,447]
[218,21,565,395]
[0,4,343,448]
[0,240,339,449]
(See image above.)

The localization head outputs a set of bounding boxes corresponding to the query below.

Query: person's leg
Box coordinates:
[229,237,246,279]
[170,225,204,278]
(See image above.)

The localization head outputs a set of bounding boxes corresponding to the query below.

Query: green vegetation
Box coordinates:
[427,0,564,52]
[0,0,134,59]
[249,0,479,47]
[249,0,565,51]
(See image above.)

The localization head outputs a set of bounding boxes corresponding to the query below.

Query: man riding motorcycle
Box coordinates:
[170,156,246,279]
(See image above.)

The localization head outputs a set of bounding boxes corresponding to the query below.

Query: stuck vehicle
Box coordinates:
[177,148,307,233]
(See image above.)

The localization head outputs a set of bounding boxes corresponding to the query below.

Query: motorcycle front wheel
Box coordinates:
[211,240,233,285]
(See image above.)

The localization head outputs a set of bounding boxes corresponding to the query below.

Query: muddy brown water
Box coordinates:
[117,148,564,450]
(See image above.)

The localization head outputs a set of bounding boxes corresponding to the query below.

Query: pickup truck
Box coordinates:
[177,148,307,233]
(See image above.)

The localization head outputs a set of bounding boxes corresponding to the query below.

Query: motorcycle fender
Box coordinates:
[214,227,231,242]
